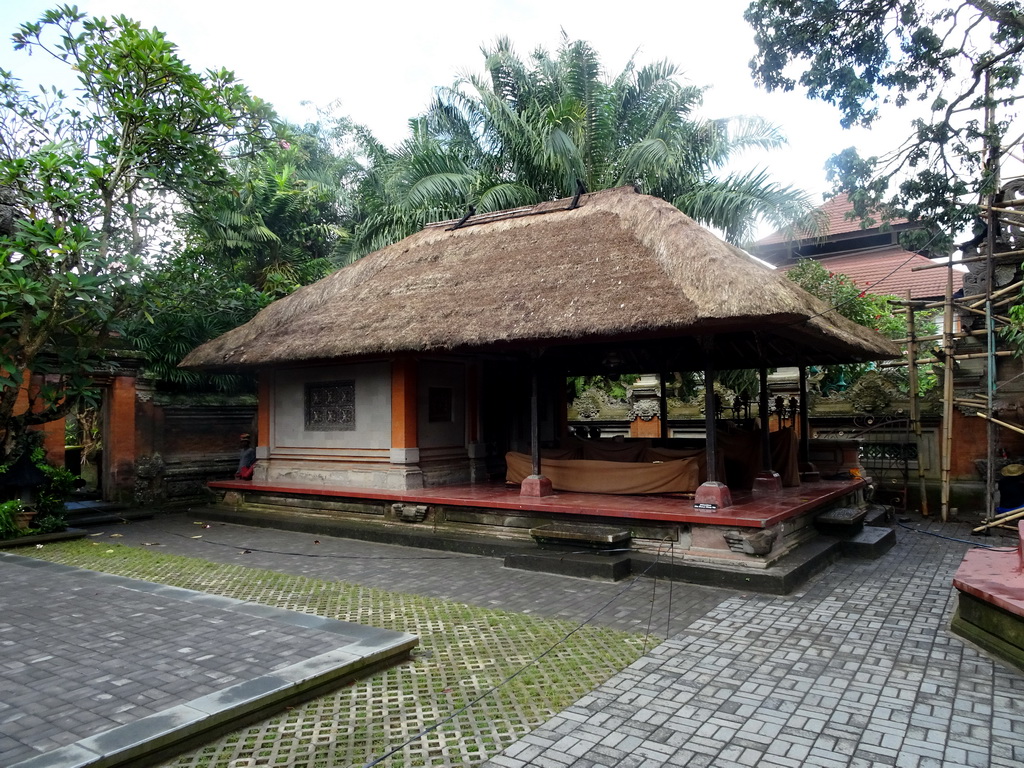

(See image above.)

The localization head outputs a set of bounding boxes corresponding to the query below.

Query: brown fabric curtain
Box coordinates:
[505,451,700,494]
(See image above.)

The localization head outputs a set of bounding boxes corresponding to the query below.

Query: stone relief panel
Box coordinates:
[304,380,356,431]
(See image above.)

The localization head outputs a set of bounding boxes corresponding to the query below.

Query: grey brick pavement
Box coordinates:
[479,520,1024,768]
[104,513,732,635]
[0,551,412,766]
[5,512,1023,768]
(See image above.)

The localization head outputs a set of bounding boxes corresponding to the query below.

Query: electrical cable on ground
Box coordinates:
[895,520,1017,550]
[153,528,642,561]
[153,528,465,559]
[361,545,675,768]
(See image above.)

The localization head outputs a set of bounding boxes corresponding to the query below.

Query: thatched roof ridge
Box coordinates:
[181,186,900,371]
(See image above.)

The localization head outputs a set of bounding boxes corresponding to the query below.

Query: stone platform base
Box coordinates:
[952,592,1024,672]
[951,521,1024,671]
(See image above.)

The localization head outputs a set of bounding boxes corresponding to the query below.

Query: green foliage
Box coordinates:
[1006,302,1024,358]
[786,259,937,395]
[568,375,639,401]
[0,5,275,459]
[0,499,22,538]
[31,511,67,534]
[349,34,818,255]
[745,0,1024,242]
[34,461,76,518]
[127,115,363,391]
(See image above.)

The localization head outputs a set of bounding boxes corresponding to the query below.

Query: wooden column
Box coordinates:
[753,367,782,494]
[693,349,731,509]
[798,366,819,481]
[659,368,669,440]
[521,354,553,496]
[390,357,419,465]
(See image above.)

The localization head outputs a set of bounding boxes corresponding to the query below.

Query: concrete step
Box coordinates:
[64,502,153,527]
[840,526,896,559]
[504,550,632,581]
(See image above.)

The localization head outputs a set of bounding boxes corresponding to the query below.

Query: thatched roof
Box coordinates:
[181,186,901,372]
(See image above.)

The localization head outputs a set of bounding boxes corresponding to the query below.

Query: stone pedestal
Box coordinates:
[521,474,554,497]
[694,481,732,509]
[753,471,783,495]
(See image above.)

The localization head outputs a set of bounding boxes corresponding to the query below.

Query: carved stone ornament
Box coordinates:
[846,371,898,414]
[392,503,428,523]
[572,389,603,419]
[723,528,778,556]
[628,399,661,422]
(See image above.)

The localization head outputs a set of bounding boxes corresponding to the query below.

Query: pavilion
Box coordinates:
[182,186,901,584]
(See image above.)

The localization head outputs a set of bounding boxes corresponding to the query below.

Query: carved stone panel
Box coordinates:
[304,380,355,431]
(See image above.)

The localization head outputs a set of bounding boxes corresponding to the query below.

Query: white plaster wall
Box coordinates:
[273,363,391,452]
[418,360,466,449]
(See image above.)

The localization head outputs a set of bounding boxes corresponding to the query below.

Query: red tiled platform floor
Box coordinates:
[953,521,1024,619]
[209,477,865,529]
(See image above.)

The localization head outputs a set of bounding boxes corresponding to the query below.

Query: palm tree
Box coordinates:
[349,34,818,254]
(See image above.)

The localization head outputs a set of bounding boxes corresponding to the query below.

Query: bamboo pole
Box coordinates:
[892,331,987,342]
[976,412,1024,437]
[879,350,1013,367]
[941,262,954,522]
[891,330,986,344]
[907,296,929,516]
[984,67,999,524]
[972,505,1024,532]
[956,303,1011,324]
[911,249,1024,269]
[967,280,1023,308]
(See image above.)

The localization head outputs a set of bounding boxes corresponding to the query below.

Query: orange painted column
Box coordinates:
[105,374,137,498]
[391,357,419,464]
[12,372,66,467]
[630,416,662,438]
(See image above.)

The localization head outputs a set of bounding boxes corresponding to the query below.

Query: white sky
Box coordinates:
[0,0,921,222]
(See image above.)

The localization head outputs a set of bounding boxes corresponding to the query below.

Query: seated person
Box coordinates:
[236,433,256,479]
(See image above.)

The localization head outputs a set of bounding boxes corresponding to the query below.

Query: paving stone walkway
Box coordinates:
[4,511,1023,767]
[482,519,1024,768]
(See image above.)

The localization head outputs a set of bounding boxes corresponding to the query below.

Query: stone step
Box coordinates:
[63,501,153,527]
[839,526,896,559]
[864,503,895,527]
[504,551,632,581]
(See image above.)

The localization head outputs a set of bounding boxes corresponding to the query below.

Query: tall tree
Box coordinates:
[350,35,818,255]
[131,123,360,388]
[0,6,275,465]
[745,0,1024,243]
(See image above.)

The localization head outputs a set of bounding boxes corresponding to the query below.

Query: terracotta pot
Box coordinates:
[14,509,36,530]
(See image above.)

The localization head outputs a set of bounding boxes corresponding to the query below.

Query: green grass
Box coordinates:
[25,541,653,767]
